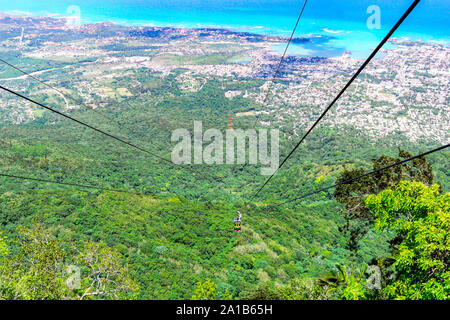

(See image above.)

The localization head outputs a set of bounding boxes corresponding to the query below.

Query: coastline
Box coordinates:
[0,10,448,60]
[0,10,448,148]
[1,7,448,42]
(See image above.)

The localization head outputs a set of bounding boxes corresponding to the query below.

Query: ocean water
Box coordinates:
[1,0,449,58]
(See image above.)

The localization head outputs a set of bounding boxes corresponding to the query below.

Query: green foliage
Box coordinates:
[276,278,333,300]
[0,232,7,257]
[244,277,340,300]
[191,278,233,300]
[334,264,367,300]
[366,181,449,300]
[191,278,217,300]
[76,242,140,300]
[0,189,351,299]
[221,288,233,300]
[6,222,67,300]
[316,264,367,300]
[0,222,139,300]
[242,282,283,300]
[0,32,447,301]
[334,148,435,251]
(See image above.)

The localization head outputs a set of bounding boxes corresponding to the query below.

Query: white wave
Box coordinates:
[323,28,344,34]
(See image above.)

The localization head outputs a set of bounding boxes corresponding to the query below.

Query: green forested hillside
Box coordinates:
[0,188,351,299]
[0,73,448,299]
[0,17,448,300]
[1,180,447,300]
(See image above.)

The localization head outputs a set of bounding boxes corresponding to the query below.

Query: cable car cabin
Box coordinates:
[234,218,241,231]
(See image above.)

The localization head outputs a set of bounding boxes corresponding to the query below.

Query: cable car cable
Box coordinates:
[0,84,176,165]
[0,172,131,193]
[0,57,172,156]
[277,143,449,205]
[252,0,309,128]
[0,85,234,197]
[252,0,421,199]
[0,57,117,123]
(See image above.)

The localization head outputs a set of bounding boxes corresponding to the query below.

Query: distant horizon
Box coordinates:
[0,1,448,36]
[1,0,448,59]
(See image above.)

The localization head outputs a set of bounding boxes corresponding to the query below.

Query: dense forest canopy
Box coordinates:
[0,12,448,300]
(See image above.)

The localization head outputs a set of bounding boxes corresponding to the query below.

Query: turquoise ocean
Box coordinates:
[1,0,449,58]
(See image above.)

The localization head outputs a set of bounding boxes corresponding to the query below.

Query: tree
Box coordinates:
[242,282,283,300]
[334,148,434,251]
[0,223,67,300]
[191,278,217,300]
[76,242,139,300]
[191,278,233,300]
[317,264,367,300]
[277,278,334,300]
[0,222,139,300]
[0,232,7,257]
[365,181,449,299]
